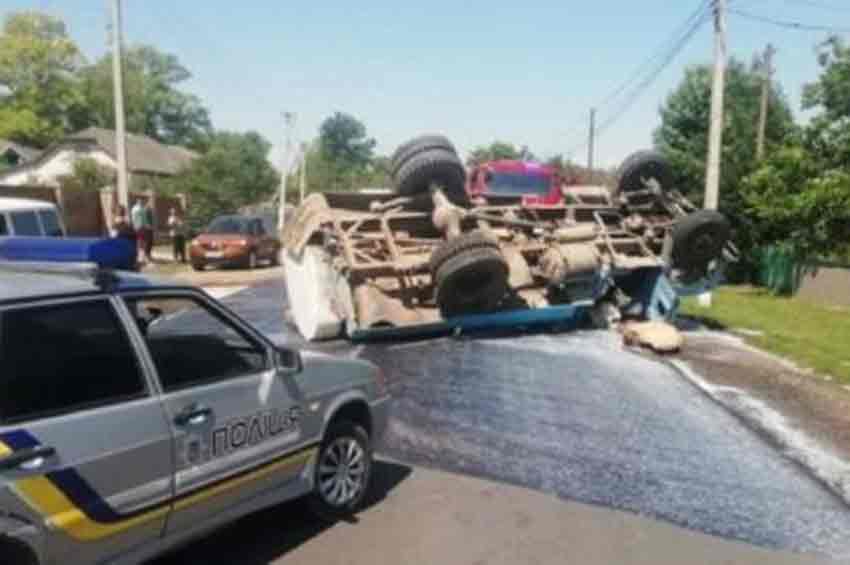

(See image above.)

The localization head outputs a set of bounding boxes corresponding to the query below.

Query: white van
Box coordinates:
[0,197,66,237]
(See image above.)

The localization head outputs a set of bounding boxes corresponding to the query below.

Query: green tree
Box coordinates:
[803,36,850,122]
[654,59,794,214]
[312,113,377,191]
[165,131,280,229]
[77,45,212,149]
[743,146,850,258]
[467,141,523,165]
[0,11,85,146]
[57,158,115,192]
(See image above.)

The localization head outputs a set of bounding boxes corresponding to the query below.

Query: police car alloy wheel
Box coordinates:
[310,420,372,518]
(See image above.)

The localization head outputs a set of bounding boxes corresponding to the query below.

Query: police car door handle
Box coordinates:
[0,445,56,471]
[174,404,213,427]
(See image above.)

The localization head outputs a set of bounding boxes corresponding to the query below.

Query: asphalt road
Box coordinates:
[223,280,850,560]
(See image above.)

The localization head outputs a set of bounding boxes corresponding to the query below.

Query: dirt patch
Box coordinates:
[677,329,850,463]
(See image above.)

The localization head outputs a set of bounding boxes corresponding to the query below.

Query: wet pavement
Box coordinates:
[222,280,850,560]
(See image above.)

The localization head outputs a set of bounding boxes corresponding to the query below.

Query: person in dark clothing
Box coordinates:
[168,208,187,263]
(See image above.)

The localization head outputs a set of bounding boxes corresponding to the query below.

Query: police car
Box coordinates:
[0,261,389,565]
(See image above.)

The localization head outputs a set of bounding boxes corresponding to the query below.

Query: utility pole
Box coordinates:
[278,112,295,233]
[756,44,776,162]
[110,0,129,208]
[298,142,308,204]
[700,0,727,307]
[587,108,596,183]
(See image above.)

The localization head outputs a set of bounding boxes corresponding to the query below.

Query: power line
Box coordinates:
[564,1,712,157]
[768,0,850,12]
[560,0,712,147]
[729,7,850,32]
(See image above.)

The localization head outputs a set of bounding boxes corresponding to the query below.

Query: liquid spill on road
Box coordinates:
[224,281,850,559]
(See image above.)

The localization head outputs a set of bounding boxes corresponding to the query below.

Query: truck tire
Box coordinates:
[671,210,730,273]
[309,419,372,521]
[615,150,674,196]
[394,148,466,200]
[391,134,456,177]
[430,233,509,318]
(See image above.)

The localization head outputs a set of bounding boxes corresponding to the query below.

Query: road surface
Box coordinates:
[221,280,850,560]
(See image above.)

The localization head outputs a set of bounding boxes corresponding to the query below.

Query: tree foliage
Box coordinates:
[319,112,376,171]
[654,59,794,214]
[164,131,280,228]
[742,37,850,260]
[0,11,86,146]
[467,141,534,165]
[77,45,212,149]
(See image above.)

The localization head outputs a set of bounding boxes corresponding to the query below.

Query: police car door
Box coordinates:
[120,291,308,537]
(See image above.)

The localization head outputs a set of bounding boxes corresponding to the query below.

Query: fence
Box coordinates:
[756,246,850,308]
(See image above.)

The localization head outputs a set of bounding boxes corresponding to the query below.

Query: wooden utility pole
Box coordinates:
[587,108,596,183]
[756,44,776,162]
[700,0,727,307]
[110,0,129,208]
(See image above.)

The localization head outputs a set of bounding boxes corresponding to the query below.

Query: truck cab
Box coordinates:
[466,160,563,206]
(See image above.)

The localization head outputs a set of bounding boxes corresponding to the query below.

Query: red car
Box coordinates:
[466,160,564,206]
[189,214,281,271]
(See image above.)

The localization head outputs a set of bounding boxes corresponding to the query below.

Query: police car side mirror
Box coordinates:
[276,347,302,374]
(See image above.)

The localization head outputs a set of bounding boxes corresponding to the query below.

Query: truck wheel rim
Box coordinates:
[318,437,366,506]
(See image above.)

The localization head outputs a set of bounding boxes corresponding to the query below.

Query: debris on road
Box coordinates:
[621,320,684,353]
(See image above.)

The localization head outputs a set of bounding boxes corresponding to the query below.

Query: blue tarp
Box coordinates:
[0,237,137,271]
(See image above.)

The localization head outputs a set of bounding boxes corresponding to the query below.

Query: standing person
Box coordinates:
[112,205,139,270]
[168,207,186,263]
[142,200,155,261]
[130,199,147,263]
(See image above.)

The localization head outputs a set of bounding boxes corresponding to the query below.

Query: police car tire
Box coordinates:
[308,420,372,521]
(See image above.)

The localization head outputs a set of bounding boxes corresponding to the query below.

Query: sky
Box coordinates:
[3,0,849,169]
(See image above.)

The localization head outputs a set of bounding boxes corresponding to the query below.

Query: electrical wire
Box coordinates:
[729,7,850,32]
[564,0,713,157]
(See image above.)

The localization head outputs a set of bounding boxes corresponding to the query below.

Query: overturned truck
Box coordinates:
[283,136,734,342]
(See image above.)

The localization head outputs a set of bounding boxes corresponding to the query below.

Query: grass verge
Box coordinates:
[680,286,850,385]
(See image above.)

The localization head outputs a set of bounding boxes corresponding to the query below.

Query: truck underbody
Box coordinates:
[282,171,732,343]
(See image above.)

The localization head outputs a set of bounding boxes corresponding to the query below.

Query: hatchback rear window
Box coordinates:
[10,211,42,236]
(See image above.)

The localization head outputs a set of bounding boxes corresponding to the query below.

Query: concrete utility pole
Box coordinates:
[756,44,776,162]
[299,142,308,204]
[700,0,727,307]
[110,0,129,208]
[278,112,296,233]
[587,108,596,183]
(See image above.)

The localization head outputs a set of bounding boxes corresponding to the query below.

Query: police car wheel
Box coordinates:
[309,420,372,520]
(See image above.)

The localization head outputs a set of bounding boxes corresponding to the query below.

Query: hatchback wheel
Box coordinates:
[309,420,372,520]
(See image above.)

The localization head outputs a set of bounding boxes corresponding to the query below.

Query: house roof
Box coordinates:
[66,127,198,175]
[0,139,41,162]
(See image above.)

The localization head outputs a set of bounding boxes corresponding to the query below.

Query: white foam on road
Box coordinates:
[203,286,246,300]
[670,359,850,506]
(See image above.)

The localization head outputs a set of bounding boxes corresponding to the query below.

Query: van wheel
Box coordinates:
[308,420,372,521]
[191,262,205,272]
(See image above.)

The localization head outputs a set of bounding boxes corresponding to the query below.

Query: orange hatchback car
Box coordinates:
[189,215,281,271]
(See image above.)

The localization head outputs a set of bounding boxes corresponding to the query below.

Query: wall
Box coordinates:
[796,266,850,309]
